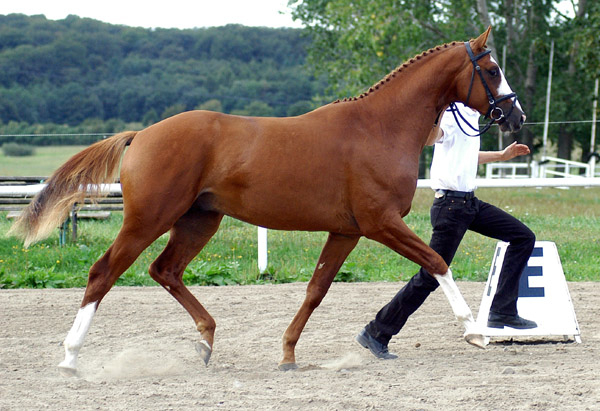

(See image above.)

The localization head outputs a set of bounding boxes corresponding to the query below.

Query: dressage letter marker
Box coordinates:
[475,241,581,342]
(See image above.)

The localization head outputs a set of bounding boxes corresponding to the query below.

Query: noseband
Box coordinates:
[450,41,519,137]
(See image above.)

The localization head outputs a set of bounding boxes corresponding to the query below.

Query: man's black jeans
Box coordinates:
[366,194,536,345]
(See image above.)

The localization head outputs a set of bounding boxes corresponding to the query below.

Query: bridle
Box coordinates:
[449,41,519,137]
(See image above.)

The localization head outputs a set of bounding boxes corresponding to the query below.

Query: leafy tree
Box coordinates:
[287,100,314,116]
[196,99,224,112]
[573,0,600,78]
[289,0,479,97]
[161,103,186,120]
[142,109,159,126]
[233,101,275,117]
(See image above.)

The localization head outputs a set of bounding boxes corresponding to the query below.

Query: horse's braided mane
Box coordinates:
[333,41,460,104]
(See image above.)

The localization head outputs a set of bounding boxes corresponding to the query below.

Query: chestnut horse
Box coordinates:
[10,27,525,373]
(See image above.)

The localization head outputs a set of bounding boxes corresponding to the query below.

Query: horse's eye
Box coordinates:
[488,68,499,77]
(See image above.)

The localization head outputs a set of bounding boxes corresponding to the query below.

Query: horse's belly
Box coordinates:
[211,190,359,234]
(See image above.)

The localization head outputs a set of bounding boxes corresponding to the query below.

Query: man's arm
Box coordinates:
[478,141,530,165]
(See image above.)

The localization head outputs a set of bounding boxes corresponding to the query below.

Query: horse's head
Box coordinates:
[456,27,525,133]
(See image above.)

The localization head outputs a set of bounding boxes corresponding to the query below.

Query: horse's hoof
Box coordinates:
[195,340,212,366]
[278,362,298,371]
[465,333,488,349]
[57,364,78,377]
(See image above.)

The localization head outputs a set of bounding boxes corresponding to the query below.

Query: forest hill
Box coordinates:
[0,14,326,145]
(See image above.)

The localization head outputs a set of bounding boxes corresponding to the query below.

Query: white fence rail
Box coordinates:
[538,156,595,178]
[485,162,533,179]
[486,157,600,179]
[417,177,600,188]
[0,183,121,197]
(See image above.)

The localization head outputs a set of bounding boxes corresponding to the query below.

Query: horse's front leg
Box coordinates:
[278,233,359,371]
[433,270,488,348]
[364,213,486,348]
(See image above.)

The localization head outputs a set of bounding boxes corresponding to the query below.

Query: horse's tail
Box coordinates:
[8,131,137,247]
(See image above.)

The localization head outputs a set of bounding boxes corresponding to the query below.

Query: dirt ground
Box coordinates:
[1,281,598,410]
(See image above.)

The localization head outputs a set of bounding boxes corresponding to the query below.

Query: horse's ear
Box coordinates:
[472,26,492,50]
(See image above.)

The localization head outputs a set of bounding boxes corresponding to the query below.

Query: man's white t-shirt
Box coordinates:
[430,103,481,192]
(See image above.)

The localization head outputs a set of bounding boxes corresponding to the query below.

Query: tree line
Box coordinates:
[0,14,324,145]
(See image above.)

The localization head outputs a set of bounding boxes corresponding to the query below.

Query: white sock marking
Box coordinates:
[433,270,488,347]
[434,269,476,329]
[58,301,98,372]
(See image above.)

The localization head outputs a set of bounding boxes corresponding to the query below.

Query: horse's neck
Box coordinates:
[351,46,464,147]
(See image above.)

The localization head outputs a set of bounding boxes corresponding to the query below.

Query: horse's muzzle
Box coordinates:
[497,102,525,133]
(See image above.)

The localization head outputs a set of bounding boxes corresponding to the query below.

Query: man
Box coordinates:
[356,102,537,359]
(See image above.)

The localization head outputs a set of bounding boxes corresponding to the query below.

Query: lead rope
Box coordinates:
[448,102,495,137]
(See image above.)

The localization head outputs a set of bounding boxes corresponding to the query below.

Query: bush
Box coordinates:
[2,143,36,156]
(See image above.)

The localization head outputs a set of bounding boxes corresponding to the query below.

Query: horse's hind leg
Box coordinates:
[148,209,224,366]
[58,223,163,375]
[279,233,359,370]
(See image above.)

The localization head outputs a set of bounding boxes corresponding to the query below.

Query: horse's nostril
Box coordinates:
[520,114,526,125]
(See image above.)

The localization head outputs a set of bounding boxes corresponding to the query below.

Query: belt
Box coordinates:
[435,189,475,200]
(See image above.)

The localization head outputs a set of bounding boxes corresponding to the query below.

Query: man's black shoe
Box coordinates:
[355,328,398,359]
[487,313,538,329]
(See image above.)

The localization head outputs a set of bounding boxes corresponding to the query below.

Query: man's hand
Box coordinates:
[502,141,530,161]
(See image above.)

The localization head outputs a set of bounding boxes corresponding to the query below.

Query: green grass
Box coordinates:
[0,145,87,176]
[1,187,598,288]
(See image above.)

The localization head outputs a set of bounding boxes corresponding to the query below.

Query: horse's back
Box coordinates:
[119,110,362,233]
